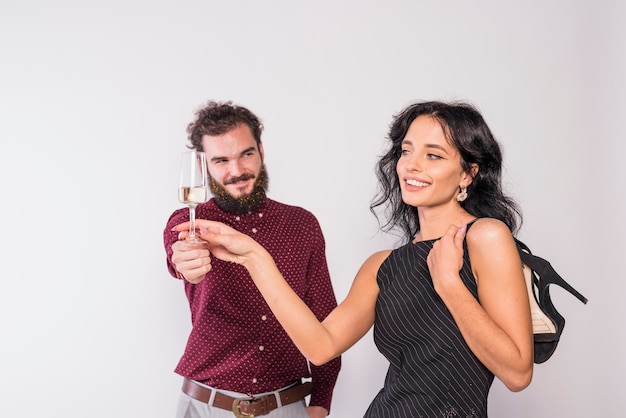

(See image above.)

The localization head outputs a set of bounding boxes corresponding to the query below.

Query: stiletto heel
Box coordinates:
[515,239,588,363]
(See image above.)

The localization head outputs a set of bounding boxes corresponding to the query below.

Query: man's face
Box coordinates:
[202,124,264,197]
[202,124,268,214]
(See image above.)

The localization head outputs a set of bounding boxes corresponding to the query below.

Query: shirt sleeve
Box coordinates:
[163,208,188,279]
[303,215,342,413]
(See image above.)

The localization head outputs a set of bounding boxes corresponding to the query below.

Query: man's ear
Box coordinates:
[258,142,265,161]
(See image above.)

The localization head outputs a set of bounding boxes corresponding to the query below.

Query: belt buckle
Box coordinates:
[232,396,255,418]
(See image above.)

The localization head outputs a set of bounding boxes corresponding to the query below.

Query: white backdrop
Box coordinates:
[1,1,623,417]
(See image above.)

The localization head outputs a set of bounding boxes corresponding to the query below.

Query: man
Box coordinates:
[164,100,341,418]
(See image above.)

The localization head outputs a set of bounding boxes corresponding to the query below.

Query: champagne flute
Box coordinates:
[178,150,209,243]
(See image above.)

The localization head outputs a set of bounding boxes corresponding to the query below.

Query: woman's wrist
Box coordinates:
[243,245,274,276]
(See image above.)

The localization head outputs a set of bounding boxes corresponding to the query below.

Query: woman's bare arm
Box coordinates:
[428,219,534,391]
[185,220,389,365]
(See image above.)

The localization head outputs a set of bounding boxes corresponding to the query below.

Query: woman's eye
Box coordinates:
[401,149,411,155]
[426,153,443,160]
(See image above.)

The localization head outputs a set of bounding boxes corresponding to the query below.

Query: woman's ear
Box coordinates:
[461,163,479,187]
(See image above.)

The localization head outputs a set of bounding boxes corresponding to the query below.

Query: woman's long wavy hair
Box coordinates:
[370,100,522,243]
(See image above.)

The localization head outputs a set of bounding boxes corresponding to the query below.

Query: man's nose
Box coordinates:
[227,159,244,176]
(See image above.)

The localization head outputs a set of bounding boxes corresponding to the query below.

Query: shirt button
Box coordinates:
[261,315,267,321]
[258,213,263,218]
[235,216,240,221]
[252,228,258,233]
[252,378,258,383]
[258,346,264,351]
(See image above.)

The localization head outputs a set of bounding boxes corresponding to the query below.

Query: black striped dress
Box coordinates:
[363,238,493,418]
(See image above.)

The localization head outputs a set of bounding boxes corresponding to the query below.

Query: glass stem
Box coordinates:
[189,205,197,240]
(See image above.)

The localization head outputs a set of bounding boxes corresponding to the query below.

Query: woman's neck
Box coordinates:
[416,205,475,241]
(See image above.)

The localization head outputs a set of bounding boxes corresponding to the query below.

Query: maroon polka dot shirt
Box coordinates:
[163,198,341,411]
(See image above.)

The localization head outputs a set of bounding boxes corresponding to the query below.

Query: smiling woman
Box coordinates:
[188,100,534,418]
[396,116,478,214]
[374,101,521,241]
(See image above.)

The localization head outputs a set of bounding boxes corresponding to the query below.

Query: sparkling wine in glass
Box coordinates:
[178,150,209,243]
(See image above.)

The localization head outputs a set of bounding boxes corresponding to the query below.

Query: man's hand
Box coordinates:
[306,406,328,418]
[171,238,211,284]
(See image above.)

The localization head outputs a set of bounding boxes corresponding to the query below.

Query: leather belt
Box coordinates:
[182,378,313,418]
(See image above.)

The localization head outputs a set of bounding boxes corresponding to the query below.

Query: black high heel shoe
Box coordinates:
[515,239,588,364]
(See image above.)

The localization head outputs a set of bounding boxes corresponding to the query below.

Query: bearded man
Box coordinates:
[164,101,341,418]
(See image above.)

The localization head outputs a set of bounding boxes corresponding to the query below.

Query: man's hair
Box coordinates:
[187,100,264,151]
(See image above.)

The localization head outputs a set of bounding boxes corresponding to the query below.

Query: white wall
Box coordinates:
[1,1,623,417]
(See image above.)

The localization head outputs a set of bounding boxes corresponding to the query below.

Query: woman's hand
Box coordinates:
[427,223,467,294]
[172,220,265,267]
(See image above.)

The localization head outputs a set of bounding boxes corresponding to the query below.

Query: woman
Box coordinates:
[176,101,534,417]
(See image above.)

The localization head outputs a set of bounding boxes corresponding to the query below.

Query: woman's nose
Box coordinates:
[405,155,422,172]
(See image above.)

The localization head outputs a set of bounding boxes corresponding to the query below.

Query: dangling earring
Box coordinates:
[456,186,468,202]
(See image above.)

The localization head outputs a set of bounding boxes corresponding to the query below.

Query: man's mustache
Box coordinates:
[223,173,255,185]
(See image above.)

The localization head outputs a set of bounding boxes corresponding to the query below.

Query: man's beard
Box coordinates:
[210,164,269,215]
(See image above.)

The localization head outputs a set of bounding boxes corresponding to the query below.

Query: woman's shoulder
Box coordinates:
[367,249,393,264]
[466,217,516,254]
[467,217,512,240]
[359,249,393,274]
[349,249,393,291]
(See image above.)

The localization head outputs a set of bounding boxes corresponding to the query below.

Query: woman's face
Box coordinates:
[396,115,473,209]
